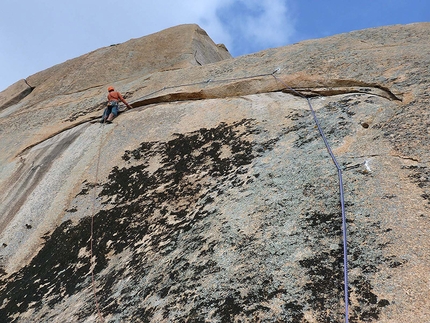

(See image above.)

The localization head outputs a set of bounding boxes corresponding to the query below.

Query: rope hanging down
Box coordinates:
[89,70,350,322]
[90,124,106,323]
[271,72,350,323]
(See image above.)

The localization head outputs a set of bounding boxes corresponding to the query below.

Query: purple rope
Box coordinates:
[272,73,350,323]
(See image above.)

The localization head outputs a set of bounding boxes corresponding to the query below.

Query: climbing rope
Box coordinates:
[89,69,350,322]
[271,72,350,323]
[90,123,106,323]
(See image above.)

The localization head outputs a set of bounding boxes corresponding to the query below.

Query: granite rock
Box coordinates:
[0,23,429,322]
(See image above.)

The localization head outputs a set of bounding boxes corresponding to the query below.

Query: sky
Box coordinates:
[0,0,429,92]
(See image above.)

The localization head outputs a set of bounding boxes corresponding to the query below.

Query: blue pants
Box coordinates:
[103,103,118,119]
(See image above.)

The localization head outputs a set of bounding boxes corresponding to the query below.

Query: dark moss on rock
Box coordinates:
[0,114,400,322]
[0,119,285,321]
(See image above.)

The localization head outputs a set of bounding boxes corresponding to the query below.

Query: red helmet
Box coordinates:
[107,86,114,92]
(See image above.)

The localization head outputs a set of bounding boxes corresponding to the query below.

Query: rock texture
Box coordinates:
[0,23,429,322]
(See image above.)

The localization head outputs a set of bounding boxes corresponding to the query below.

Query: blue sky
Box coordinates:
[0,0,428,92]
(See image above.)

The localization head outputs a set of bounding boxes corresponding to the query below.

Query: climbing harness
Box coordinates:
[89,69,350,322]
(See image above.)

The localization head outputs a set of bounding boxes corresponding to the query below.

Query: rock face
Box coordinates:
[0,23,429,322]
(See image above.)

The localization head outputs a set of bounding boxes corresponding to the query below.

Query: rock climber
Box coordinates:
[101,86,132,123]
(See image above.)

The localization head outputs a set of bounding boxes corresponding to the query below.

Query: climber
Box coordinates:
[101,86,132,123]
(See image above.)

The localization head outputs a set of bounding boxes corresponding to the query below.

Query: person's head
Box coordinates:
[108,86,114,92]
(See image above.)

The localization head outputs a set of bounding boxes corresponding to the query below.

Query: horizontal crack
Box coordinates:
[342,153,422,163]
[130,75,402,109]
[391,154,421,162]
[282,85,401,101]
[16,75,403,157]
[131,91,208,108]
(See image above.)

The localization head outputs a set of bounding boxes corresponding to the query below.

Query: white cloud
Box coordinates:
[139,0,295,55]
[128,0,236,50]
[215,0,296,55]
[0,0,296,91]
[243,0,295,46]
